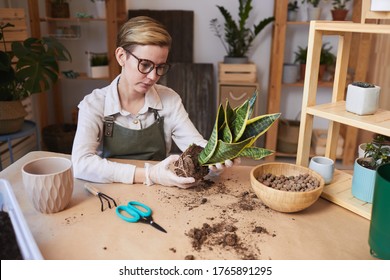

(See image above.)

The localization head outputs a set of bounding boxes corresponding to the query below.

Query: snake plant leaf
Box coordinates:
[239,147,274,160]
[240,113,281,145]
[198,104,225,165]
[231,91,258,142]
[221,100,234,143]
[203,137,254,165]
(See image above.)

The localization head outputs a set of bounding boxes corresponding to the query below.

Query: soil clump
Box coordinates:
[173,144,209,181]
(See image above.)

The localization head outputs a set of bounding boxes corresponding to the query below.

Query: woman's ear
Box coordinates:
[115,47,126,66]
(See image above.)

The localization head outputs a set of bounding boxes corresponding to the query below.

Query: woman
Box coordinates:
[72,16,237,188]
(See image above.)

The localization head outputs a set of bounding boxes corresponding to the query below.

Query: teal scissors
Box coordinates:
[116,201,167,233]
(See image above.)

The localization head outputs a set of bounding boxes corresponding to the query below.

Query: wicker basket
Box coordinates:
[250,163,324,213]
[0,100,28,135]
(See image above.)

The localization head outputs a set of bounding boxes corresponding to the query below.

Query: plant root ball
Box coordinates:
[173,144,209,181]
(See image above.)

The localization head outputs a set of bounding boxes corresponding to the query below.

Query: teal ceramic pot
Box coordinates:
[351,158,376,203]
[369,163,390,259]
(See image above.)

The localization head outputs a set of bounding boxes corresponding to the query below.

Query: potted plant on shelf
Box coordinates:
[331,0,351,21]
[288,1,299,21]
[345,81,381,116]
[352,134,390,203]
[294,42,335,81]
[0,22,71,134]
[301,0,322,20]
[89,52,109,79]
[209,0,274,64]
[50,0,70,18]
[90,0,106,19]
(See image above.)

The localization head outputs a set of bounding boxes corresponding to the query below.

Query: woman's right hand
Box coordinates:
[145,155,195,188]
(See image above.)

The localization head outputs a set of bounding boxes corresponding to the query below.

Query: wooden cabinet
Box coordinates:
[296,21,390,220]
[27,0,126,127]
[218,82,259,114]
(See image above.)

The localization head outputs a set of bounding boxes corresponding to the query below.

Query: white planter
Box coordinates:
[371,0,390,11]
[307,7,321,21]
[90,65,109,79]
[345,84,380,115]
[95,1,106,19]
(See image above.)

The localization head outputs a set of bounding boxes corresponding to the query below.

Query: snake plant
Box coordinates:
[198,90,280,165]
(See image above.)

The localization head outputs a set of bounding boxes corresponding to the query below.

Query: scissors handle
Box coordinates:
[116,201,152,223]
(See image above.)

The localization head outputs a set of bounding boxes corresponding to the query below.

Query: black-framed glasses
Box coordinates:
[125,50,171,76]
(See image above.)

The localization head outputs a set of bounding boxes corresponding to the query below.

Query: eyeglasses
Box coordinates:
[125,50,171,76]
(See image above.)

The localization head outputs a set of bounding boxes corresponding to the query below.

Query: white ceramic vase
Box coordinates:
[345,84,381,115]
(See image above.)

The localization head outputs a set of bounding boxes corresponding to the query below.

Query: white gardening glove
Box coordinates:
[208,157,241,177]
[144,155,195,189]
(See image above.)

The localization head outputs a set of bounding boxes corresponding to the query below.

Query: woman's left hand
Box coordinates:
[208,158,241,176]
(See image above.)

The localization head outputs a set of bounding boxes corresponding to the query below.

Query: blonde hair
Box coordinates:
[117,16,172,51]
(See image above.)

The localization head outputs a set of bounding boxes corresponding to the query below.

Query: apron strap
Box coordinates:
[103,116,115,137]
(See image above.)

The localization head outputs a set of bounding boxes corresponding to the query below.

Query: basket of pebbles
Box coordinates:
[250,163,324,213]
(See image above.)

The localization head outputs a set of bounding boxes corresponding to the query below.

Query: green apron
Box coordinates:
[102,108,166,160]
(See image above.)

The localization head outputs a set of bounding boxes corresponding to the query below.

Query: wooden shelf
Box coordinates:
[321,170,372,220]
[306,101,390,135]
[296,19,390,220]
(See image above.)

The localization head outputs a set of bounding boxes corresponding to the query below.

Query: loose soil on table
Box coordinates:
[0,211,23,260]
[157,176,277,260]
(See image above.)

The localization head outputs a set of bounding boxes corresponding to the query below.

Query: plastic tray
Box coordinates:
[0,179,43,260]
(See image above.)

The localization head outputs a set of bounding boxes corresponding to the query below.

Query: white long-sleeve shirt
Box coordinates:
[71,76,207,184]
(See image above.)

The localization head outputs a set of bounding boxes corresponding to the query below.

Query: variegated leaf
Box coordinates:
[239,113,281,145]
[198,104,225,165]
[238,147,274,160]
[202,137,254,165]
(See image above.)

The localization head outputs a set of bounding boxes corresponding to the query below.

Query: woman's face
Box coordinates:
[117,45,169,94]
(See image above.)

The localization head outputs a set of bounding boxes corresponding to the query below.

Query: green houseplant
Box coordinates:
[288,1,299,21]
[294,42,335,80]
[209,0,274,63]
[89,52,109,78]
[331,0,351,21]
[173,91,281,182]
[352,134,390,203]
[0,22,71,134]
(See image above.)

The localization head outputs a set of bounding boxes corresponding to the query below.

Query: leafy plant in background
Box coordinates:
[90,52,108,66]
[288,1,299,12]
[362,134,390,170]
[332,0,351,10]
[294,42,336,66]
[301,0,321,7]
[209,0,274,57]
[0,22,71,101]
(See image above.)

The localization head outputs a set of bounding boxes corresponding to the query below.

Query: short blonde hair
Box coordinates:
[117,16,172,51]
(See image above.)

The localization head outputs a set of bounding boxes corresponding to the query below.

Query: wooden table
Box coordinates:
[0,151,374,260]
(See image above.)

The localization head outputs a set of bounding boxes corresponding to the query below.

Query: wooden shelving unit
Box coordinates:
[27,0,126,127]
[265,0,366,164]
[296,20,390,220]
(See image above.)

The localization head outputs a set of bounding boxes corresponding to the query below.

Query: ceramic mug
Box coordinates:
[22,157,74,214]
[309,156,335,185]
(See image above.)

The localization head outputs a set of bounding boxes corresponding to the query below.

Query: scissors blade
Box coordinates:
[149,220,167,233]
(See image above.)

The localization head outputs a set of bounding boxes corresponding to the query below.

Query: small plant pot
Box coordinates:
[345,84,380,115]
[307,6,321,21]
[223,56,249,64]
[371,0,390,11]
[287,11,298,21]
[351,158,376,203]
[90,65,109,79]
[331,9,348,21]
